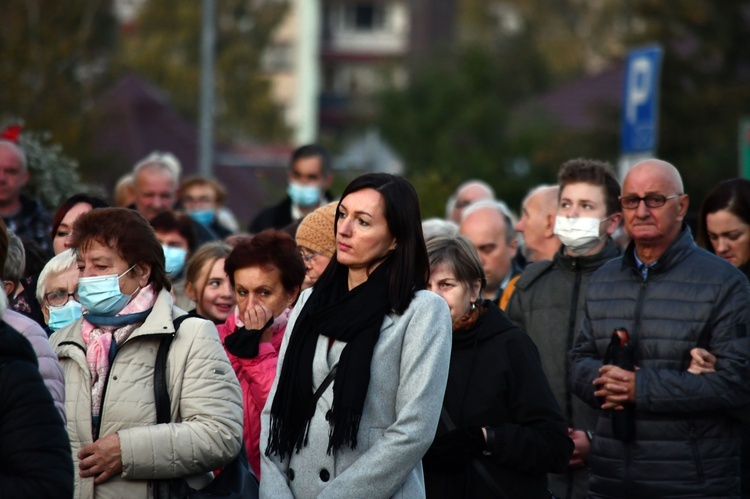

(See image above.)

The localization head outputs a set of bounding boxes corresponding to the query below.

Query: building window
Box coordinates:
[345,4,385,31]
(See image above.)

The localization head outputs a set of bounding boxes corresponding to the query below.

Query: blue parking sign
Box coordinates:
[621,45,663,155]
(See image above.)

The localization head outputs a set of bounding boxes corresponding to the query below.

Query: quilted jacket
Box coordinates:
[51,289,243,499]
[569,226,750,498]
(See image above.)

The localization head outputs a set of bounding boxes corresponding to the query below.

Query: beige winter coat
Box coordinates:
[51,289,244,499]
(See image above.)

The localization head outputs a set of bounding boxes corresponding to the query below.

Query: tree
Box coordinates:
[117,0,290,143]
[0,124,105,210]
[620,1,750,205]
[378,32,553,216]
[0,0,118,163]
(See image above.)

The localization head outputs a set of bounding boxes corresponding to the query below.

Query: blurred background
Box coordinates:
[2,0,750,221]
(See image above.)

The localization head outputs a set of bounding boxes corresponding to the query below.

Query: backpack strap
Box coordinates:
[154,314,191,425]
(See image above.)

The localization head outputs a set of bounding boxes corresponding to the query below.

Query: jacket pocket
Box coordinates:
[689,421,705,483]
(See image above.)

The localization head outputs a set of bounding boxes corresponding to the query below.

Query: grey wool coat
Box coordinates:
[260,288,453,499]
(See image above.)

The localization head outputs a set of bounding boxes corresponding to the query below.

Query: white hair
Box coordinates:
[0,140,27,171]
[133,151,181,184]
[422,218,459,243]
[36,249,78,305]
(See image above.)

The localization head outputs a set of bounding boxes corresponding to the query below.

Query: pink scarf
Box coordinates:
[82,284,158,419]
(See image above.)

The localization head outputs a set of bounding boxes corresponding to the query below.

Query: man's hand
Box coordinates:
[688,348,716,374]
[594,365,636,410]
[78,433,123,484]
[568,428,590,469]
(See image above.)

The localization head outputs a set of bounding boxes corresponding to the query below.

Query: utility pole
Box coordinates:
[198,0,216,176]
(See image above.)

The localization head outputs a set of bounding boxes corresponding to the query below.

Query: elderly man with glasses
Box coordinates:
[569,159,750,497]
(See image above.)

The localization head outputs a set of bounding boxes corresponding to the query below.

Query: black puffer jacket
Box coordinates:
[424,303,573,498]
[569,225,750,498]
[0,321,73,497]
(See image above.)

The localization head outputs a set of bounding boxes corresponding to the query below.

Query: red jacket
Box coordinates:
[216,308,289,476]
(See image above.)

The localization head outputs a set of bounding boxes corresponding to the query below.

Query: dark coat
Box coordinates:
[0,321,73,497]
[424,303,573,499]
[569,225,750,498]
[249,197,294,234]
[507,239,621,499]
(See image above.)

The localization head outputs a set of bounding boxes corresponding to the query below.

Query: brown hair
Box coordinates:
[558,158,621,216]
[70,207,170,292]
[224,229,305,294]
[179,175,227,206]
[185,241,233,305]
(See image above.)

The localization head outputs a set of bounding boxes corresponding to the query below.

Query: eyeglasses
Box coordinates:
[619,194,682,210]
[299,246,334,263]
[44,291,78,307]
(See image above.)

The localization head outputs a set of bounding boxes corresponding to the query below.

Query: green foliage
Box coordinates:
[18,130,104,210]
[0,0,117,163]
[622,1,750,204]
[378,34,551,217]
[117,0,290,143]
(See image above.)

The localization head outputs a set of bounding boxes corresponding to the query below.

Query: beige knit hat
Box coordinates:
[296,201,338,258]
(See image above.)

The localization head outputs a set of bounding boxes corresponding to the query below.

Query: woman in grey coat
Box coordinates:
[260,173,453,498]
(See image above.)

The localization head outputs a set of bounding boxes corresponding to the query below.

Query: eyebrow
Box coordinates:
[339,205,374,218]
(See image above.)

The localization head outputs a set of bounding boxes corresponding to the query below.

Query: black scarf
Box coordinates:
[266,258,392,459]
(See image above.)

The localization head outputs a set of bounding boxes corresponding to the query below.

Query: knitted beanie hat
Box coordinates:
[296,201,338,258]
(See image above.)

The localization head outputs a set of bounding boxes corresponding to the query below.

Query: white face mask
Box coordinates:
[554,215,609,256]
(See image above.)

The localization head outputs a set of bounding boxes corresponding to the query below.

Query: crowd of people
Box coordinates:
[1,132,750,499]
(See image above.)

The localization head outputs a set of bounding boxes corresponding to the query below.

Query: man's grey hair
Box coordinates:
[462,199,517,245]
[3,230,25,286]
[132,151,181,186]
[36,248,77,305]
[0,140,27,171]
[422,218,459,244]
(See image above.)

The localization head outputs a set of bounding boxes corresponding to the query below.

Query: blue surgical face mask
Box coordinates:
[48,300,83,332]
[77,265,137,316]
[162,245,188,277]
[188,209,215,227]
[287,182,320,207]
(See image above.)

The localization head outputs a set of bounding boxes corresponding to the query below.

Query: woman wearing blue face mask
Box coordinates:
[49,207,243,497]
[150,210,198,311]
[37,249,82,335]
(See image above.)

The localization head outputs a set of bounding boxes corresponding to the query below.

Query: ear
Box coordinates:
[508,236,518,253]
[134,262,152,287]
[471,278,482,302]
[676,194,689,221]
[543,212,556,237]
[287,286,301,307]
[42,306,50,325]
[20,169,29,188]
[322,173,334,191]
[4,281,14,298]
[184,281,198,301]
[604,213,623,236]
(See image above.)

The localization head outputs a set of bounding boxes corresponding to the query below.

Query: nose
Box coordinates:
[635,199,650,218]
[338,217,352,236]
[715,238,729,255]
[64,234,73,249]
[515,217,525,233]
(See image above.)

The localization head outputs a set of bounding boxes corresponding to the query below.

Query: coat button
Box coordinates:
[287,468,295,481]
[319,468,330,482]
[325,410,333,422]
[112,375,118,380]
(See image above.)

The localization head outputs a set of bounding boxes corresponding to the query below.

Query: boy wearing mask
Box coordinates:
[505,158,622,499]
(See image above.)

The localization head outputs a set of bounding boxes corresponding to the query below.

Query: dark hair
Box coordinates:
[150,211,198,252]
[426,236,486,294]
[291,144,331,175]
[70,207,170,292]
[697,178,750,251]
[179,175,227,206]
[51,193,109,240]
[558,158,621,216]
[224,229,305,294]
[318,173,428,315]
